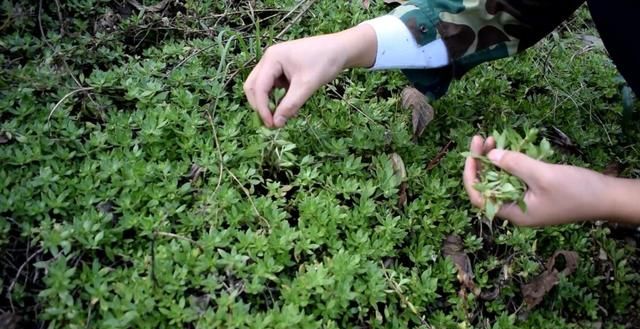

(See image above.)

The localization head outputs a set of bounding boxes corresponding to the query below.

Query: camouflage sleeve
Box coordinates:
[387,0,584,100]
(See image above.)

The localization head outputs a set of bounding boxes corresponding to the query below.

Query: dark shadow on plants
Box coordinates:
[0,217,47,329]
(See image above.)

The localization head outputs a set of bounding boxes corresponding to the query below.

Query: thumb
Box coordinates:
[487,149,545,183]
[272,81,315,128]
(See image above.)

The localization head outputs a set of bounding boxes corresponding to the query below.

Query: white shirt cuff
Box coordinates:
[360,15,449,70]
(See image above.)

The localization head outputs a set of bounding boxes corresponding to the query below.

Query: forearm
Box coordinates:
[603,177,640,224]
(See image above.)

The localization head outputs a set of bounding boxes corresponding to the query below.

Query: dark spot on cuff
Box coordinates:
[405,17,425,44]
[437,21,475,59]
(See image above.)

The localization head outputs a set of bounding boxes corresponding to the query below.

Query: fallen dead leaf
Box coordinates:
[401,87,434,141]
[443,235,480,296]
[397,183,408,209]
[361,0,370,9]
[390,153,406,180]
[390,153,408,208]
[521,250,579,310]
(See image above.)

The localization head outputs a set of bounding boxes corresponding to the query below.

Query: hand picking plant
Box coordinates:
[467,128,554,220]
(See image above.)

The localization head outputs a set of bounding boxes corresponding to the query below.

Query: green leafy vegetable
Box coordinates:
[468,128,554,220]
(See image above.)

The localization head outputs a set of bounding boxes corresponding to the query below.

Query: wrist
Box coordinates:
[335,24,377,69]
[601,175,640,224]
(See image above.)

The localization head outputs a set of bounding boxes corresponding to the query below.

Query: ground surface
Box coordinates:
[1,0,640,328]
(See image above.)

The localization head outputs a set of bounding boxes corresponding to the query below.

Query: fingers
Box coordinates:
[254,62,286,128]
[244,53,288,128]
[272,79,315,128]
[243,52,307,128]
[483,136,495,154]
[243,62,260,119]
[464,135,485,208]
[496,202,534,227]
[486,149,544,183]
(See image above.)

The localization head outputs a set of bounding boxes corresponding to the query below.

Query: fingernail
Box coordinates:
[274,115,287,128]
[488,149,504,163]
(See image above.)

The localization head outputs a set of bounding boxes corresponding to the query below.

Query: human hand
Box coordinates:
[243,25,376,128]
[463,135,611,226]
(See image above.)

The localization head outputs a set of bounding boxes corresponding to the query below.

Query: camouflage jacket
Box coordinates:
[388,0,584,100]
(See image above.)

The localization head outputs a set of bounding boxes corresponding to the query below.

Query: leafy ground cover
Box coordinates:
[1,0,640,328]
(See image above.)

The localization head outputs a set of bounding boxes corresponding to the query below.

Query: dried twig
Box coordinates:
[326,84,380,125]
[380,261,429,326]
[226,168,271,230]
[201,9,289,19]
[273,0,308,28]
[169,45,216,74]
[205,108,225,196]
[155,231,204,250]
[426,140,454,170]
[275,0,317,39]
[53,0,64,35]
[39,0,98,112]
[48,87,95,121]
[7,248,43,292]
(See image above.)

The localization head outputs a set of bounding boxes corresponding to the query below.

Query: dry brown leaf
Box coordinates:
[390,153,406,181]
[401,87,434,141]
[442,235,480,296]
[521,251,579,310]
[390,153,408,208]
[361,0,370,9]
[397,183,408,208]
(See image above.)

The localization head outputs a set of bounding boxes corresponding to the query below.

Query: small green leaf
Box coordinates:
[494,130,507,150]
[485,200,499,220]
[517,198,527,212]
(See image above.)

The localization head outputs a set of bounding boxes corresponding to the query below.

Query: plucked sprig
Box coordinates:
[464,128,554,220]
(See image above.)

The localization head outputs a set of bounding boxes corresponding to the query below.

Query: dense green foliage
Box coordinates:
[1,0,639,328]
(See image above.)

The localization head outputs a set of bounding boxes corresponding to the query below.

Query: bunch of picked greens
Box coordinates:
[467,128,554,220]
